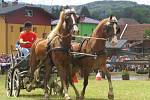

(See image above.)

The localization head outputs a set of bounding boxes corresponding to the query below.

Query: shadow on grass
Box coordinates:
[84,98,107,100]
[19,94,107,100]
[20,94,43,98]
[19,94,65,100]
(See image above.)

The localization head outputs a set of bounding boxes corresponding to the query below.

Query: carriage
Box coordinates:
[5,46,61,97]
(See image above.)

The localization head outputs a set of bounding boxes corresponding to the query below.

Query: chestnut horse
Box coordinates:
[71,15,120,100]
[27,7,80,99]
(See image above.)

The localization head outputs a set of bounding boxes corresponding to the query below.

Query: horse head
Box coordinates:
[62,6,79,35]
[103,15,120,46]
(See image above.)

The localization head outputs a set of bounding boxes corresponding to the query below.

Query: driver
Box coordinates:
[19,21,37,56]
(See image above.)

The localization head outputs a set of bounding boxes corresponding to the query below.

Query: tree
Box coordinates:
[51,7,61,19]
[116,6,150,23]
[80,6,91,17]
[145,30,150,39]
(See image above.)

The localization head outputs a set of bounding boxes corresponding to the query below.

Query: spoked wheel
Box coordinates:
[53,80,62,95]
[49,80,62,95]
[5,70,13,97]
[12,68,20,97]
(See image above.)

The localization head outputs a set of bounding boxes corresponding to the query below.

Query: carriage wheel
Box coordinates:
[5,70,13,97]
[48,79,62,95]
[53,80,62,95]
[12,68,20,97]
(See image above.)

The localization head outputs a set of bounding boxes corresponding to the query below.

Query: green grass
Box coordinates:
[1,74,150,100]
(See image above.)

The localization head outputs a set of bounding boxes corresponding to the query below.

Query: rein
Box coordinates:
[72,35,107,41]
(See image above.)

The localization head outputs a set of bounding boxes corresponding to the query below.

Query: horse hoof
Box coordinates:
[44,93,49,98]
[108,92,114,100]
[65,94,71,100]
[65,97,71,100]
[79,92,84,100]
[79,96,84,100]
[26,84,32,92]
[75,96,81,100]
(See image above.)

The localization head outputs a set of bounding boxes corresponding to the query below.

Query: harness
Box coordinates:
[81,38,107,57]
[47,33,71,54]
[92,49,107,56]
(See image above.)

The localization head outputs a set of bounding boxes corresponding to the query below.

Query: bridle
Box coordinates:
[104,20,119,40]
[57,12,78,38]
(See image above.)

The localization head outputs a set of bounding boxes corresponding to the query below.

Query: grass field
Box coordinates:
[0,74,150,100]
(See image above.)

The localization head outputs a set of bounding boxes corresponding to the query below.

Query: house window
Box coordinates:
[10,26,13,32]
[33,27,37,32]
[25,10,33,17]
[20,27,23,32]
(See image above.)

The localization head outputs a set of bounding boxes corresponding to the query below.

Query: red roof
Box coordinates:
[121,24,150,40]
[118,18,139,25]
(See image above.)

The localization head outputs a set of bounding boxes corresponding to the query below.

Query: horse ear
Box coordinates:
[109,15,113,20]
[64,5,70,9]
[61,6,65,11]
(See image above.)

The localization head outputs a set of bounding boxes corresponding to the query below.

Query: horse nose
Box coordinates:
[75,29,79,33]
[111,40,117,47]
[73,25,79,34]
[73,30,79,35]
[111,35,118,46]
[73,24,78,30]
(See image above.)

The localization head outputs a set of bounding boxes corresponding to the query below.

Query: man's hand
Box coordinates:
[24,41,31,44]
[20,39,31,44]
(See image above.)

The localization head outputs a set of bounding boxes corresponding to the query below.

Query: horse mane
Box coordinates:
[92,18,109,37]
[47,10,65,41]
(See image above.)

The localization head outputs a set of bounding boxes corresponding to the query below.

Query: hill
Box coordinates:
[47,1,150,23]
[75,1,138,19]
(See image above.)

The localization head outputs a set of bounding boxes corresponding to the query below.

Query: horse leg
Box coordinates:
[59,82,64,96]
[26,60,41,92]
[43,59,51,98]
[101,66,114,100]
[26,60,38,92]
[80,69,89,99]
[33,60,43,82]
[65,74,69,91]
[68,64,79,99]
[58,65,71,100]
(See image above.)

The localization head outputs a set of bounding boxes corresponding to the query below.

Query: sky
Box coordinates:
[4,0,150,6]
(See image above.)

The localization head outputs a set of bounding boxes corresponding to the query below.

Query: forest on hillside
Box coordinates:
[48,1,150,23]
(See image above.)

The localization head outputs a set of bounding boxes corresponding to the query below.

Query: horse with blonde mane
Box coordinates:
[71,15,120,100]
[27,6,80,99]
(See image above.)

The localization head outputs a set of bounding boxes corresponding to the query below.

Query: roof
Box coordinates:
[51,19,59,25]
[118,18,139,25]
[80,17,99,24]
[0,5,24,15]
[122,24,150,40]
[51,17,99,25]
[0,4,53,17]
[106,40,127,48]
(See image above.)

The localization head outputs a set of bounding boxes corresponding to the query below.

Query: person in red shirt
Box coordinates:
[19,21,37,56]
[19,21,37,48]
